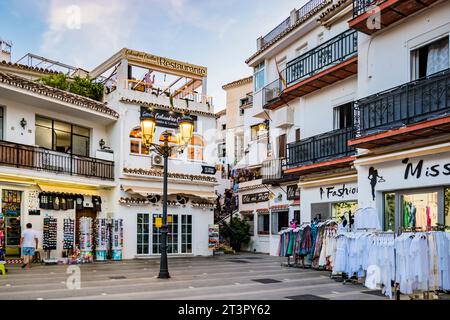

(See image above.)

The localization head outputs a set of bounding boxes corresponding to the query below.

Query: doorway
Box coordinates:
[75,208,97,249]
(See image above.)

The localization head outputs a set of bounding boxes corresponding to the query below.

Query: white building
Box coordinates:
[91,49,219,259]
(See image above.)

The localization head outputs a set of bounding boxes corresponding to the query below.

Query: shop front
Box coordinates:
[0,175,117,263]
[299,176,358,225]
[356,148,450,231]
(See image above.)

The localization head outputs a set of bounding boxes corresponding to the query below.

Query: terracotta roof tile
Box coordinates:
[318,0,351,21]
[222,76,253,90]
[0,60,61,75]
[0,71,119,118]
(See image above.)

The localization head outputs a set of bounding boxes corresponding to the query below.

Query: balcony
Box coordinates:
[261,158,297,185]
[284,127,356,175]
[0,140,114,180]
[263,29,358,110]
[350,69,450,149]
[349,0,441,35]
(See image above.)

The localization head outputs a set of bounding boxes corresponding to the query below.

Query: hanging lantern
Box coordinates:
[178,113,194,145]
[140,109,156,147]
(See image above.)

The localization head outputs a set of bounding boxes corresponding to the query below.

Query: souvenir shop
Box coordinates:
[0,183,123,264]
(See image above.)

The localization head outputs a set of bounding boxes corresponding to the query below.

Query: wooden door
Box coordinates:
[75,208,97,250]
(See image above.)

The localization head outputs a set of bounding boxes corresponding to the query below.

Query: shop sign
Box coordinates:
[28,210,40,216]
[141,107,197,129]
[208,224,219,250]
[242,191,270,204]
[126,49,208,78]
[402,158,450,180]
[201,166,217,175]
[319,184,358,200]
[287,184,300,201]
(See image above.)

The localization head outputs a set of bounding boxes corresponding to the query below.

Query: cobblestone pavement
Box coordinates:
[0,253,420,300]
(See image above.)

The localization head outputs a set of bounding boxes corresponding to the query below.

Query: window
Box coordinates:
[293,210,301,223]
[221,124,226,130]
[271,211,289,234]
[188,135,204,161]
[295,128,301,142]
[257,213,270,235]
[235,135,244,163]
[402,192,438,230]
[0,106,3,140]
[35,116,90,156]
[251,123,267,141]
[240,108,245,116]
[278,134,286,158]
[245,214,255,236]
[218,143,226,158]
[181,215,192,254]
[137,213,150,255]
[411,36,449,80]
[331,202,358,223]
[152,214,179,254]
[295,43,308,57]
[384,193,396,231]
[333,103,354,130]
[129,127,150,155]
[254,62,265,92]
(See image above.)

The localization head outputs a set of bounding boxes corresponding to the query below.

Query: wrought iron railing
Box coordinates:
[0,140,114,180]
[261,0,328,47]
[352,0,381,17]
[262,69,286,107]
[354,68,450,137]
[285,127,356,169]
[285,29,358,86]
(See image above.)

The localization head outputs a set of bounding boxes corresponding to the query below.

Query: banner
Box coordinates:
[208,224,219,250]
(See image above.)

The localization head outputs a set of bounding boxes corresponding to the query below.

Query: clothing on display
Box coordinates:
[38,193,93,211]
[353,207,382,231]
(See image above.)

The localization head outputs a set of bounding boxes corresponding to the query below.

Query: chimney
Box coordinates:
[0,39,12,63]
[256,37,263,51]
[290,8,298,27]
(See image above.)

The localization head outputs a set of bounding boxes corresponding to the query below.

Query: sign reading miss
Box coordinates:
[141,107,197,129]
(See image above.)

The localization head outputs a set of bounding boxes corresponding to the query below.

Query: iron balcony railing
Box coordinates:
[262,69,286,107]
[355,68,450,137]
[261,158,285,181]
[261,0,328,47]
[352,0,380,17]
[0,140,114,180]
[285,29,358,86]
[285,127,356,169]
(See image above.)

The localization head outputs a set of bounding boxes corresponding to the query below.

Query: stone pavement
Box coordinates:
[0,253,400,300]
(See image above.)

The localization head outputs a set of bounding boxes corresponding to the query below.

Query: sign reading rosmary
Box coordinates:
[125,49,207,78]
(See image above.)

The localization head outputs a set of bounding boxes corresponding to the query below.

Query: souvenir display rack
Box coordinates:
[63,218,75,250]
[111,219,123,261]
[79,217,93,263]
[95,218,109,261]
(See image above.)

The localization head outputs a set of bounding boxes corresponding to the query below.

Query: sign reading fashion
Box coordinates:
[287,184,300,201]
[320,184,358,200]
[402,158,450,180]
[125,49,208,78]
[140,107,197,129]
[242,192,270,204]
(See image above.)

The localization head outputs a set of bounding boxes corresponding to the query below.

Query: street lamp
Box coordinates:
[140,107,194,279]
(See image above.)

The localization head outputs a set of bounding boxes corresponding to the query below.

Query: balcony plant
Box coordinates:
[39,74,104,102]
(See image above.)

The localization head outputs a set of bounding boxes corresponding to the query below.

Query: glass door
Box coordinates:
[400,191,439,230]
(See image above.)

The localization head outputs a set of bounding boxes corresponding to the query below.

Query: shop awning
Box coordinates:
[38,183,100,196]
[122,185,217,200]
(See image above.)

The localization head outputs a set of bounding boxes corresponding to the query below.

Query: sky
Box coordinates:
[0,0,304,110]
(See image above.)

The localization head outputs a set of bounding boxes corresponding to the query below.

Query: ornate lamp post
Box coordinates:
[140,108,194,279]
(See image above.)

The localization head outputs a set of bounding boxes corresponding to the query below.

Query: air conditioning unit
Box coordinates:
[152,154,164,168]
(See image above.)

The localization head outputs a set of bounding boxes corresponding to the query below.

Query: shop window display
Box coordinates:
[445,188,450,229]
[402,192,438,230]
[384,193,395,231]
[331,201,357,223]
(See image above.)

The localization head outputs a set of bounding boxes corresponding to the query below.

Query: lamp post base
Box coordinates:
[158,272,171,279]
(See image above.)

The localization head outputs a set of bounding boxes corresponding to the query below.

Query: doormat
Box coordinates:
[252,278,281,284]
[361,290,386,297]
[109,276,127,280]
[285,294,329,300]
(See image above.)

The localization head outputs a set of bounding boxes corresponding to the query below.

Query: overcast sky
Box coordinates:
[0,0,305,110]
